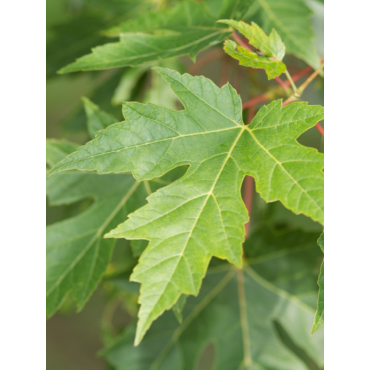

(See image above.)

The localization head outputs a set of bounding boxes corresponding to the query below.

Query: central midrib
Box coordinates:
[135,127,245,344]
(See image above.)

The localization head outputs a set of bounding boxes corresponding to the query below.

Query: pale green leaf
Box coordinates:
[58,0,254,73]
[82,97,117,138]
[220,19,286,60]
[103,227,323,369]
[247,0,320,69]
[49,68,324,343]
[312,232,324,334]
[224,39,286,79]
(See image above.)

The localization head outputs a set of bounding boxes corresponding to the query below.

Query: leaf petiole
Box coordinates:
[285,70,298,93]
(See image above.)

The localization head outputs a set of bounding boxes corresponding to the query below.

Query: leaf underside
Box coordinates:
[49,68,324,344]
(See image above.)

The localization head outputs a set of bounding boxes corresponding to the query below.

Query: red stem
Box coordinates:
[315,123,324,137]
[242,67,313,110]
[287,66,313,86]
[275,76,287,89]
[244,106,256,239]
[232,32,252,51]
[244,176,254,239]
[242,93,269,109]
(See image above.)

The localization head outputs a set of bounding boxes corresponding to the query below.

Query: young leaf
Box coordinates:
[58,0,254,73]
[220,19,286,60]
[103,227,323,369]
[312,232,324,334]
[224,39,286,79]
[49,68,324,344]
[247,0,320,69]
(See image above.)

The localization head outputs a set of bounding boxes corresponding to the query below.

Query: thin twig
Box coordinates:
[232,32,252,51]
[275,76,290,95]
[282,62,325,106]
[285,70,298,92]
[242,93,269,109]
[297,62,324,95]
[315,123,324,137]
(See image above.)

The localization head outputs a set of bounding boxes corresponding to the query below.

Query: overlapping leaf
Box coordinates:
[312,232,324,333]
[82,97,117,138]
[46,102,176,316]
[58,0,254,73]
[49,68,324,343]
[103,226,324,369]
[46,139,79,168]
[246,0,320,68]
[220,20,286,79]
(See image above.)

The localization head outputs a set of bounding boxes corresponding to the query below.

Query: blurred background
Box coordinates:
[46,0,323,368]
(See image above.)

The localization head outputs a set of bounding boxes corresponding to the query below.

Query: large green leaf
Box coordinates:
[220,20,286,79]
[246,0,320,68]
[58,0,254,73]
[50,69,324,343]
[103,226,324,369]
[312,232,324,334]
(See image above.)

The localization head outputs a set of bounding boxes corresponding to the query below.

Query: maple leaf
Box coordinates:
[220,20,287,79]
[103,226,324,369]
[312,232,324,334]
[49,68,324,344]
